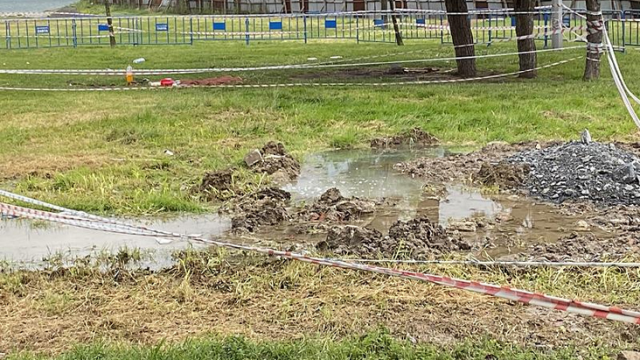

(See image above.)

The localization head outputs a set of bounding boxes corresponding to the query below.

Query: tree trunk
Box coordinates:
[388,0,404,45]
[105,1,116,48]
[515,0,537,78]
[445,0,476,77]
[583,0,603,80]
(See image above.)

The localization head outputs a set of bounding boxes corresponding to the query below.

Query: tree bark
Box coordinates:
[445,0,476,77]
[388,0,404,45]
[583,0,603,80]
[105,1,116,48]
[515,0,537,78]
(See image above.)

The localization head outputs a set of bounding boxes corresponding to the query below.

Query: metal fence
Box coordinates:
[0,9,636,50]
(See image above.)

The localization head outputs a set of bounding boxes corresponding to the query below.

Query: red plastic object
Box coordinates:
[160,78,174,87]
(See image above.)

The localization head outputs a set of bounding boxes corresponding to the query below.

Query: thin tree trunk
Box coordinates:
[515,0,536,78]
[105,1,116,48]
[583,0,603,80]
[388,0,404,45]
[445,0,476,77]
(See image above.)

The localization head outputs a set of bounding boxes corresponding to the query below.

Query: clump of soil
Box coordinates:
[261,141,287,156]
[371,128,439,149]
[180,76,243,86]
[527,232,640,262]
[317,225,384,255]
[296,188,377,223]
[231,199,289,233]
[317,217,473,258]
[228,187,292,233]
[474,161,531,188]
[247,141,301,184]
[387,217,473,255]
[198,169,235,200]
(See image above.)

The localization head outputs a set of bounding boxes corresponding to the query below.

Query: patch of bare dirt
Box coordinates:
[317,217,475,258]
[296,188,377,223]
[291,67,446,81]
[394,141,553,184]
[180,76,243,86]
[474,161,530,188]
[371,128,439,149]
[526,232,640,262]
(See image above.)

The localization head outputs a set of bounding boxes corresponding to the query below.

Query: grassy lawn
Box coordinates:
[5,331,616,360]
[1,250,637,358]
[0,40,637,215]
[2,34,640,359]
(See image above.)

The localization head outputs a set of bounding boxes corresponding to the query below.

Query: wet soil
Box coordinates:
[248,141,301,182]
[474,161,531,188]
[290,67,448,81]
[317,217,475,259]
[198,169,235,200]
[370,128,439,149]
[394,141,552,184]
[226,188,292,233]
[180,76,243,86]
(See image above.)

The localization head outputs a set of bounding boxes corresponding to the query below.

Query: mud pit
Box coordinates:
[4,139,639,264]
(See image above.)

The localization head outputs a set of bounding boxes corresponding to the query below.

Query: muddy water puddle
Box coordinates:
[1,147,608,264]
[0,215,230,263]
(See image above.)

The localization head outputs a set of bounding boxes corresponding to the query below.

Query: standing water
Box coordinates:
[0,0,76,13]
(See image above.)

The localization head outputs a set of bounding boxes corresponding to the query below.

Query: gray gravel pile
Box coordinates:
[508,139,640,205]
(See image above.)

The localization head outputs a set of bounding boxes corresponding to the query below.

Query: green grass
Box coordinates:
[6,330,618,360]
[0,40,638,215]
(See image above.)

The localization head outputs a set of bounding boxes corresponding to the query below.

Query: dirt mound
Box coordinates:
[317,217,473,258]
[317,226,384,255]
[394,141,546,184]
[508,138,640,205]
[474,162,530,188]
[227,188,292,233]
[527,232,640,262]
[246,142,301,183]
[388,217,473,254]
[262,141,287,156]
[231,198,289,233]
[198,169,235,200]
[297,188,376,222]
[252,187,291,201]
[371,128,439,149]
[180,76,243,86]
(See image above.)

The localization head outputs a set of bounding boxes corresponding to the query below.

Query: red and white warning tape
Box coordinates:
[0,196,638,325]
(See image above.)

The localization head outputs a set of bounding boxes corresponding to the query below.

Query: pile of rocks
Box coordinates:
[507,134,640,206]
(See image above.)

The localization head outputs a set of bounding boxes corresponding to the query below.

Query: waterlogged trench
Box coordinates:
[0,147,598,263]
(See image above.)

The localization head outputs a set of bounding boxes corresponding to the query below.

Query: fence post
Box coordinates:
[356,16,359,43]
[622,10,626,47]
[190,17,194,45]
[245,17,250,45]
[5,21,9,50]
[72,19,78,48]
[304,15,308,44]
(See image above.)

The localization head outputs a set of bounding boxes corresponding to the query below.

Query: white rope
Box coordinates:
[603,23,640,128]
[0,46,585,76]
[0,57,581,91]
